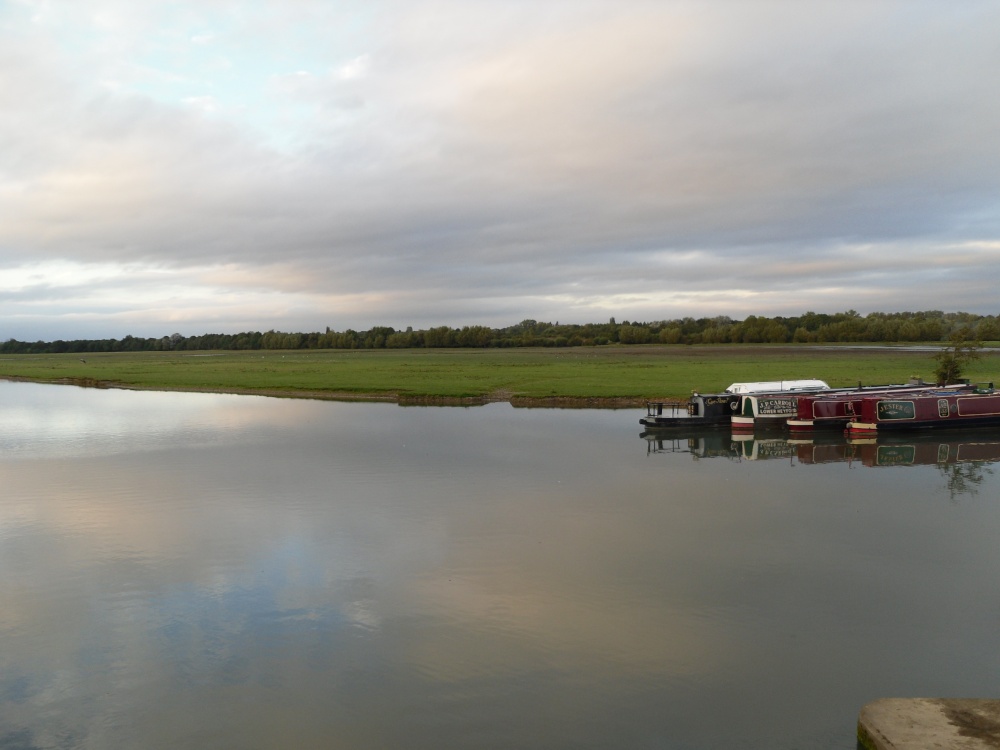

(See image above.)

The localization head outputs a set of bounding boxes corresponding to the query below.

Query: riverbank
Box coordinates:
[0,374,662,408]
[858,698,1000,750]
[1,346,996,405]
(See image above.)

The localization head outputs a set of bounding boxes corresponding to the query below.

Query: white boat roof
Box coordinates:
[724,379,829,394]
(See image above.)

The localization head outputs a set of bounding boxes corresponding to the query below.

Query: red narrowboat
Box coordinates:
[787,383,974,433]
[846,385,999,435]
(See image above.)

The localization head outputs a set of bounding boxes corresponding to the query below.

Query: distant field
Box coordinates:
[1,346,997,405]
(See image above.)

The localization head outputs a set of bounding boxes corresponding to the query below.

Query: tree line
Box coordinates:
[2,310,998,354]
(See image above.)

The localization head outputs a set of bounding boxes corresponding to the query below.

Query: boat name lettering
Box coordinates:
[757,397,797,415]
[876,401,915,421]
[704,397,731,405]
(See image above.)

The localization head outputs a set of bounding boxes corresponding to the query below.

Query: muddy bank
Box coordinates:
[2,375,675,409]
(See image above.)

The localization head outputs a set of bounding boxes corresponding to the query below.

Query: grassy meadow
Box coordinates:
[2,345,997,404]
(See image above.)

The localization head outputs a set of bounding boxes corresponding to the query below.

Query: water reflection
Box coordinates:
[643,428,1000,498]
[643,428,1000,466]
[4,382,1000,749]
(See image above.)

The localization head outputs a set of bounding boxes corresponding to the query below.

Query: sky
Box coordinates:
[2,0,1000,341]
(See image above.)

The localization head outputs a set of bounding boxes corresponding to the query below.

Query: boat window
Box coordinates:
[938,399,949,418]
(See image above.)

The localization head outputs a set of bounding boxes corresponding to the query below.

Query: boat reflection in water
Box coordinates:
[642,428,1000,500]
[642,428,1000,468]
[641,429,801,462]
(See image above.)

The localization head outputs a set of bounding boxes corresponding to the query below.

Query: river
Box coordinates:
[1,381,999,749]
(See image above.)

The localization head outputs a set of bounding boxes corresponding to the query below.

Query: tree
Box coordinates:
[618,325,651,344]
[933,327,982,384]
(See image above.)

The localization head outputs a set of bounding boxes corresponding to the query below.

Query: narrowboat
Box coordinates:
[640,380,828,430]
[786,382,974,433]
[729,380,834,431]
[641,393,737,430]
[845,384,999,435]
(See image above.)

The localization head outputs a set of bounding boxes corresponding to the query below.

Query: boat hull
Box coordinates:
[639,415,731,430]
[787,417,850,432]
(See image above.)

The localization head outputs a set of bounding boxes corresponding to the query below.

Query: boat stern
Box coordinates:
[845,421,879,437]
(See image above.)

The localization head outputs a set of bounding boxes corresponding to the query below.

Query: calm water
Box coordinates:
[1,381,999,749]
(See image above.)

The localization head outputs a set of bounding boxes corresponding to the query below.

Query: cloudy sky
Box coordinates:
[2,0,999,341]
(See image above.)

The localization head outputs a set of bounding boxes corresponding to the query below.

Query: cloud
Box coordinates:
[2,1,1000,339]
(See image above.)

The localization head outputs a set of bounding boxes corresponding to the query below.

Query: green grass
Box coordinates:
[1,345,997,403]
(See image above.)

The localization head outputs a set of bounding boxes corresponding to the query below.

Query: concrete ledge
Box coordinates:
[858,698,1000,749]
